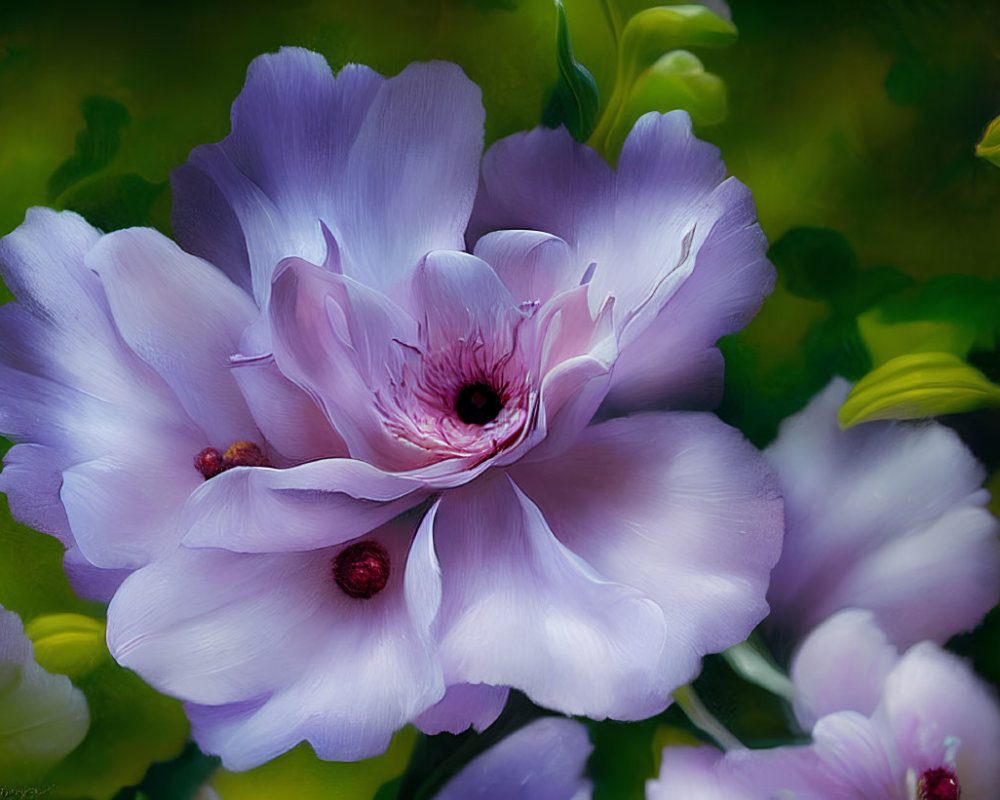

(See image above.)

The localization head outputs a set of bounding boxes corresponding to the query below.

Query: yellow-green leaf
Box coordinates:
[857,310,979,367]
[212,726,417,800]
[588,4,736,159]
[838,352,1000,428]
[24,613,108,679]
[601,49,726,158]
[976,113,1000,167]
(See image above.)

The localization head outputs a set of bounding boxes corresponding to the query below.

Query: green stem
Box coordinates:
[673,685,744,752]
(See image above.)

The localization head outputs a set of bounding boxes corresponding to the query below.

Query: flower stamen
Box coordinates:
[332,540,390,599]
[194,441,271,480]
[918,767,961,800]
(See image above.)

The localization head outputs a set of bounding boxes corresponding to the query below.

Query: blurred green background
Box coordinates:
[1,0,999,797]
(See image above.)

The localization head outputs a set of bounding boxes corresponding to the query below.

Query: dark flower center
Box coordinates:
[918,767,961,800]
[194,441,271,479]
[332,540,390,599]
[455,382,503,425]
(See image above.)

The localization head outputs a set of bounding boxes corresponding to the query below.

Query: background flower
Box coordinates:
[652,610,1000,799]
[764,377,1000,653]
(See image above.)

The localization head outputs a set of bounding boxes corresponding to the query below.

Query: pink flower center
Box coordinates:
[454,382,504,425]
[918,767,961,800]
[194,441,271,479]
[332,540,390,599]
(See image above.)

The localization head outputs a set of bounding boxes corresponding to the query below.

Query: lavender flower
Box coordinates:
[649,610,1000,799]
[1,48,781,767]
[0,604,90,781]
[764,378,1000,651]
[434,718,592,800]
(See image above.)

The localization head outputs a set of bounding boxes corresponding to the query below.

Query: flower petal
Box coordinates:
[881,642,1000,797]
[172,49,484,304]
[415,683,509,736]
[435,718,592,800]
[181,458,426,553]
[765,378,1000,649]
[268,255,426,470]
[335,61,484,290]
[790,610,899,728]
[0,605,90,778]
[108,517,444,768]
[411,250,521,352]
[430,476,668,720]
[86,228,259,445]
[230,354,348,465]
[171,49,383,302]
[601,177,772,412]
[472,230,582,306]
[472,114,769,411]
[62,427,205,569]
[509,412,783,688]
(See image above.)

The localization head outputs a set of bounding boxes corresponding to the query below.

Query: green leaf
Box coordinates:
[24,613,108,680]
[47,97,131,202]
[0,608,90,787]
[838,351,1000,428]
[976,113,1000,167]
[600,49,726,157]
[0,499,102,623]
[587,717,663,800]
[56,172,167,233]
[858,312,979,366]
[542,0,600,141]
[874,274,1000,349]
[588,3,736,159]
[45,659,189,799]
[118,741,220,800]
[212,727,416,800]
[768,226,859,303]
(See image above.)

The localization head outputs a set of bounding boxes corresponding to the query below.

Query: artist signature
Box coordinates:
[0,788,53,799]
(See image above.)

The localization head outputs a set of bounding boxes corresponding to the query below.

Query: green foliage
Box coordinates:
[838,351,1000,427]
[212,732,413,800]
[113,743,220,800]
[587,716,665,800]
[25,613,108,679]
[769,226,859,304]
[0,505,187,799]
[47,96,131,202]
[58,172,167,233]
[588,3,736,160]
[542,0,600,142]
[977,114,1000,167]
[44,658,189,800]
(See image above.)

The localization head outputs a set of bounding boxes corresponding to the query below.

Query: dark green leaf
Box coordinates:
[542,0,600,142]
[111,742,220,800]
[767,226,859,304]
[48,97,131,202]
[56,173,167,233]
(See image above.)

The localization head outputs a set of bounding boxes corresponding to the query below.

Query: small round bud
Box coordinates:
[332,540,390,599]
[194,447,225,479]
[918,767,961,800]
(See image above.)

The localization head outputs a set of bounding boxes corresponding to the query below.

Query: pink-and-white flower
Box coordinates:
[649,610,1000,799]
[0,48,782,768]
